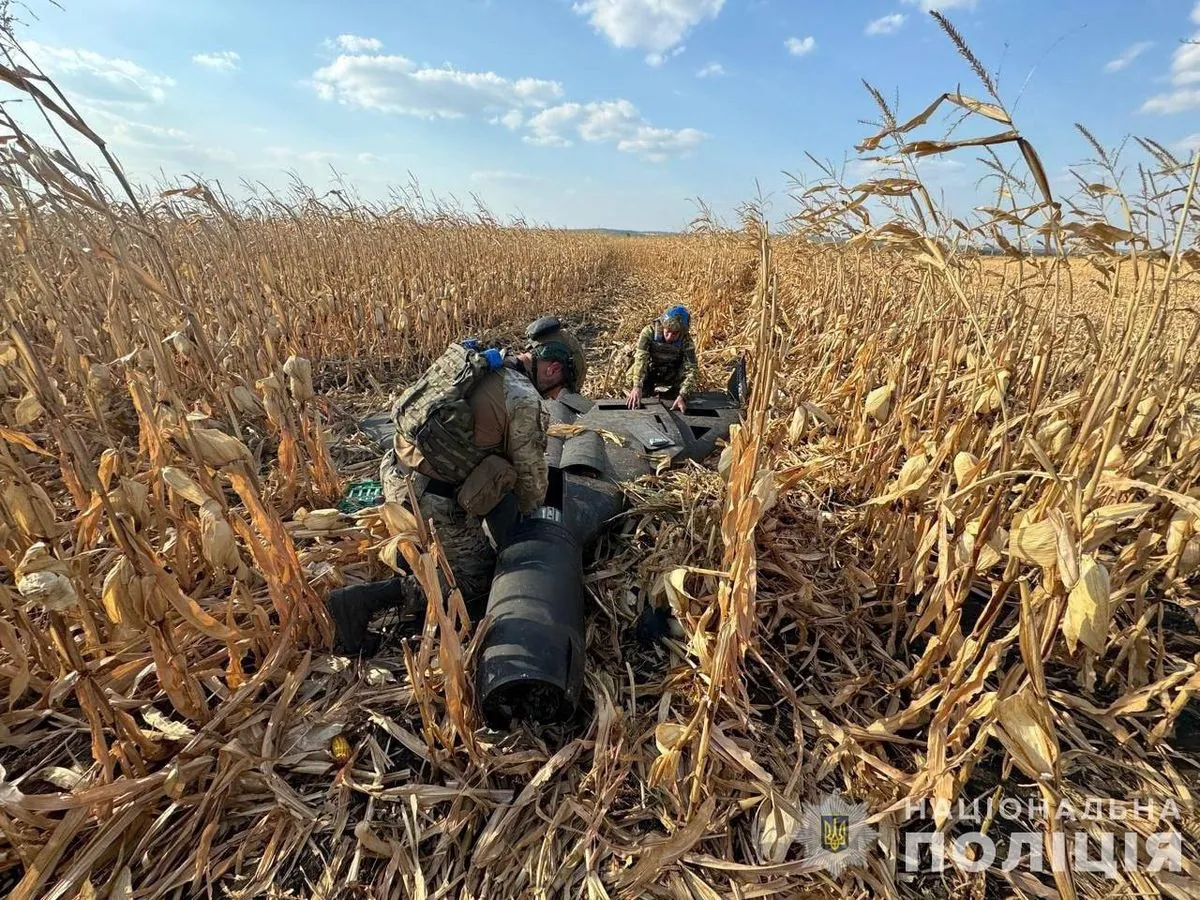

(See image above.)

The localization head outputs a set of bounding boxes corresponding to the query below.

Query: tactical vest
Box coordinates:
[647,322,684,376]
[392,343,497,483]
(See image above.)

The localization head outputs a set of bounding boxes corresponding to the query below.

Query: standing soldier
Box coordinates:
[625,305,698,412]
[327,319,587,655]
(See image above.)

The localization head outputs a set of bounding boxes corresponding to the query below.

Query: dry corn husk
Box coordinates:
[184,428,253,468]
[957,519,1005,572]
[108,477,150,528]
[994,687,1058,780]
[14,392,44,425]
[1063,555,1112,655]
[166,329,195,357]
[257,373,287,425]
[787,402,833,441]
[1103,443,1125,471]
[1166,509,1194,558]
[1168,509,1199,576]
[1036,418,1073,457]
[754,791,803,864]
[864,383,894,423]
[973,369,1010,415]
[283,355,314,404]
[102,555,148,627]
[1127,394,1160,439]
[295,508,342,531]
[787,405,807,443]
[16,545,78,612]
[1010,517,1060,569]
[230,385,263,416]
[953,451,979,489]
[3,481,62,539]
[655,722,687,754]
[199,500,242,573]
[1179,539,1200,576]
[895,453,928,493]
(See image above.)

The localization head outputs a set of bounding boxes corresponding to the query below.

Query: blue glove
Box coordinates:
[462,338,482,351]
[483,348,502,369]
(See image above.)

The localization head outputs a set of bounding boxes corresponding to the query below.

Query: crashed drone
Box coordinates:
[332,320,747,729]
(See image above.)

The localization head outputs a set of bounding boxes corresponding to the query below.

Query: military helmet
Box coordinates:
[661,304,690,332]
[525,315,587,392]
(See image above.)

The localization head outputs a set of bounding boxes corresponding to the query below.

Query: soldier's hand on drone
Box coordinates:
[671,395,686,412]
[626,386,642,409]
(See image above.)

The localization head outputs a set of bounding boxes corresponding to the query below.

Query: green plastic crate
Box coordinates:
[338,479,384,513]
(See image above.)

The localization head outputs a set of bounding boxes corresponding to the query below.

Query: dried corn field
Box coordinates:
[3,17,1200,900]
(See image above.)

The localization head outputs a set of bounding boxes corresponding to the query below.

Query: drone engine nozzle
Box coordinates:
[474,508,585,728]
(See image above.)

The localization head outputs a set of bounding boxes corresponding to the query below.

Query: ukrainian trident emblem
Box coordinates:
[821,813,850,853]
[799,792,876,876]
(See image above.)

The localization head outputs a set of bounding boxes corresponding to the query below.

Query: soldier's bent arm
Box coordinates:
[505,385,550,514]
[678,335,700,396]
[627,325,655,386]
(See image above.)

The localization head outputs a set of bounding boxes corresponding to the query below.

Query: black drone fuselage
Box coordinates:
[359,362,746,728]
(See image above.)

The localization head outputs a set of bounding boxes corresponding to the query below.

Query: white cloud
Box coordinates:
[696,62,725,77]
[866,14,906,36]
[310,36,703,162]
[73,107,234,170]
[1174,134,1200,154]
[492,109,525,130]
[572,0,724,57]
[1104,41,1153,73]
[785,36,815,57]
[330,35,384,53]
[524,99,704,161]
[192,51,240,72]
[1142,89,1200,115]
[525,103,582,147]
[646,44,686,66]
[901,0,977,11]
[20,41,174,106]
[1169,38,1200,86]
[1140,6,1200,114]
[312,48,564,119]
[357,152,385,164]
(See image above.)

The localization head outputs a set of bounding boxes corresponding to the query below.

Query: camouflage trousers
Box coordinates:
[379,449,496,613]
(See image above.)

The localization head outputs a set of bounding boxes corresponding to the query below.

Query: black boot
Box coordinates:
[326,576,423,656]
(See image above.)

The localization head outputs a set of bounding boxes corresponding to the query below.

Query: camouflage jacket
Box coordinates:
[627,322,699,395]
[395,361,549,514]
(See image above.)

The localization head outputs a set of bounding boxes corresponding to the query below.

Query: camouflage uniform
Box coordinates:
[626,320,699,399]
[381,362,549,611]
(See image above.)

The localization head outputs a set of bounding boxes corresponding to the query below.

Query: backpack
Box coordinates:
[392,342,499,482]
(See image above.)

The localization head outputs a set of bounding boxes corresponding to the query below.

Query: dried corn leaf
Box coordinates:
[160,466,213,507]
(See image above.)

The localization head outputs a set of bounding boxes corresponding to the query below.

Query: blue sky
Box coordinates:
[4,0,1199,230]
